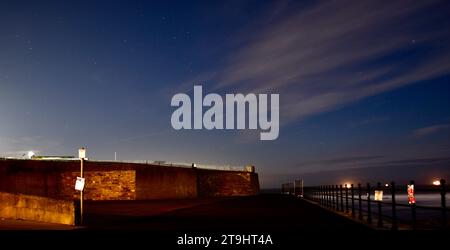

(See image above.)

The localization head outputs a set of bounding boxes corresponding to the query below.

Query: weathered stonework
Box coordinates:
[197,170,260,197]
[0,159,259,201]
[0,192,75,225]
[60,171,136,200]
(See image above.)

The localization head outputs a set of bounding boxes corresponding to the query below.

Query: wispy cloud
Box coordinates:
[413,123,450,137]
[297,155,383,169]
[289,154,450,174]
[201,0,450,125]
[283,156,450,176]
[379,157,450,165]
[118,129,172,142]
[348,116,390,127]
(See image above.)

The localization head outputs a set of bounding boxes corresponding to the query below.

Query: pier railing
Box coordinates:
[282,179,448,230]
[0,157,249,172]
[90,160,249,172]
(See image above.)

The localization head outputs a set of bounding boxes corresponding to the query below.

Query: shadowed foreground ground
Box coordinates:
[83,194,370,231]
[6,194,447,248]
[0,194,369,231]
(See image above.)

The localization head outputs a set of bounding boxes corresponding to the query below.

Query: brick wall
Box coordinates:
[197,169,260,197]
[136,166,197,199]
[0,159,64,198]
[0,159,259,200]
[60,171,136,200]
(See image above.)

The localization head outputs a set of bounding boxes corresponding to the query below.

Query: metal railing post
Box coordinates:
[330,185,336,209]
[320,186,323,204]
[318,186,321,203]
[334,185,339,210]
[327,185,330,207]
[316,186,319,202]
[340,184,344,212]
[345,184,349,213]
[440,179,447,229]
[377,182,383,228]
[391,181,398,230]
[358,183,363,220]
[351,184,355,217]
[319,186,322,205]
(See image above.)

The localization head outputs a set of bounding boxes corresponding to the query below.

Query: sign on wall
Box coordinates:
[75,177,85,191]
[78,147,86,159]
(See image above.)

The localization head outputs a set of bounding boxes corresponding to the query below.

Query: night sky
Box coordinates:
[1,0,450,188]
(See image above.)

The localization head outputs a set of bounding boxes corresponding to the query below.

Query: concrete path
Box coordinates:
[1,194,369,232]
[84,194,370,231]
[0,218,75,230]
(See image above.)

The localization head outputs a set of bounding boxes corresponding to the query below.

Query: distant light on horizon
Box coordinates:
[432,180,441,186]
[385,183,389,187]
[27,151,35,159]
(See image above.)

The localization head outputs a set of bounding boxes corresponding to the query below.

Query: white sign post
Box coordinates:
[79,148,86,160]
[75,177,85,191]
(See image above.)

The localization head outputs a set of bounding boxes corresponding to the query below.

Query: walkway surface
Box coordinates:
[1,194,369,231]
[2,194,445,249]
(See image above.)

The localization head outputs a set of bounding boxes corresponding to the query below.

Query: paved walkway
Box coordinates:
[83,194,370,231]
[1,194,370,232]
[0,218,74,230]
